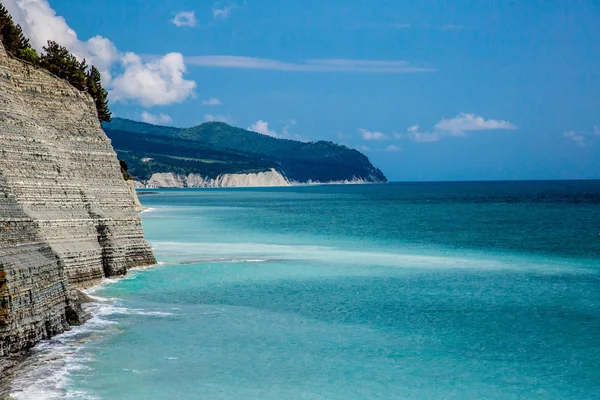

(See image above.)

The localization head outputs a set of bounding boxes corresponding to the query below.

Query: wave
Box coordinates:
[8,278,174,399]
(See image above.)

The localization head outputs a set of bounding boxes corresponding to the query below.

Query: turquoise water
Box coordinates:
[11,181,600,399]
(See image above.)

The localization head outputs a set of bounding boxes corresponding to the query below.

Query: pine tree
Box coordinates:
[86,66,111,122]
[39,41,71,79]
[1,7,111,123]
[0,5,39,63]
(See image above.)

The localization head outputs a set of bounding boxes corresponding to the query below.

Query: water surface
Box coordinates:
[11,181,600,399]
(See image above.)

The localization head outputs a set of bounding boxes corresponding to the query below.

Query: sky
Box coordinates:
[4,0,600,181]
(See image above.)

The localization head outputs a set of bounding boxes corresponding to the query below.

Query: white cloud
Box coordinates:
[4,0,81,53]
[204,114,232,123]
[357,145,371,152]
[85,35,119,83]
[563,130,588,147]
[201,98,222,106]
[248,120,277,137]
[141,111,172,125]
[385,144,402,152]
[3,0,197,107]
[184,56,434,73]
[110,53,197,107]
[563,127,600,147]
[172,11,197,27]
[378,114,517,144]
[404,124,442,143]
[3,0,117,80]
[279,119,311,141]
[359,128,386,140]
[212,1,238,20]
[281,119,296,136]
[246,119,308,141]
[434,113,517,136]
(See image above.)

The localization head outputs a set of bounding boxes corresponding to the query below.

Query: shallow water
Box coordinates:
[10,181,600,399]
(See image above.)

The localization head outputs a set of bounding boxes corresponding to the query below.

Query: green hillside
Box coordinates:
[102,118,387,183]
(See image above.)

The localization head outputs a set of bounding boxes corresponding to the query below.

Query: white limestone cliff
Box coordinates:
[142,168,290,188]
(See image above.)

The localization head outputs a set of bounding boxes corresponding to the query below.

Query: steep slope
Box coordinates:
[103,118,387,185]
[0,42,155,357]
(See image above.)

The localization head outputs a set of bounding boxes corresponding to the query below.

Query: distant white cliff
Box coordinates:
[301,177,374,185]
[139,168,290,188]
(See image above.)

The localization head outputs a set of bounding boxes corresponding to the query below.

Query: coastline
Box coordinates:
[0,262,159,399]
[0,353,29,399]
[135,178,386,189]
[3,183,599,398]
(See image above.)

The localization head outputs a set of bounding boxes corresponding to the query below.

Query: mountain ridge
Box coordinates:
[103,118,387,185]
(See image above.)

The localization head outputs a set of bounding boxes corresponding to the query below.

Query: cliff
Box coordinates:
[0,42,155,358]
[142,169,290,188]
[103,119,388,186]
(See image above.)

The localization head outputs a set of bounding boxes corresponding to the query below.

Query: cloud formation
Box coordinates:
[172,11,197,27]
[245,119,309,141]
[185,56,434,73]
[385,144,402,152]
[403,125,442,143]
[110,53,197,107]
[369,113,517,144]
[563,127,600,147]
[202,98,222,106]
[141,112,172,125]
[212,1,239,20]
[3,0,197,106]
[248,120,277,137]
[3,0,119,81]
[359,128,386,140]
[434,113,517,136]
[563,131,588,147]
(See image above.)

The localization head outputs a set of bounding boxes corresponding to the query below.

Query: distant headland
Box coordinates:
[103,118,388,188]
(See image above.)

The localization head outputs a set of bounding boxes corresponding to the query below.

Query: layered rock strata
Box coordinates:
[0,43,155,357]
[143,168,290,188]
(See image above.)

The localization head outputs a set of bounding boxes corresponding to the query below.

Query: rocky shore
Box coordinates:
[0,38,155,387]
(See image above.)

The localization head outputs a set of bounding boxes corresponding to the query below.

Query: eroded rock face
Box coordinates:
[144,168,291,188]
[0,43,155,356]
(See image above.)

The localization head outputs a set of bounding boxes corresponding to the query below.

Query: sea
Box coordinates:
[8,181,600,399]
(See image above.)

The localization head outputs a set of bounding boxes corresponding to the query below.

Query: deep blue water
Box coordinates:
[11,181,600,399]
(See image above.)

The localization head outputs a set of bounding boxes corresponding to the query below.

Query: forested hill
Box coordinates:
[102,118,388,183]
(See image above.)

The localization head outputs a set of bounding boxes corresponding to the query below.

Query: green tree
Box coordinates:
[86,66,112,122]
[119,160,132,180]
[16,46,40,64]
[0,4,38,63]
[1,7,111,123]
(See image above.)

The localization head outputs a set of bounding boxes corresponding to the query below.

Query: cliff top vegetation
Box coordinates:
[0,4,111,122]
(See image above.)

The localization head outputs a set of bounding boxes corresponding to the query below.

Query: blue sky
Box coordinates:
[5,0,600,181]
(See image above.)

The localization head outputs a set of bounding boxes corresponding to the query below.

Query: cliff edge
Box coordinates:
[0,42,155,359]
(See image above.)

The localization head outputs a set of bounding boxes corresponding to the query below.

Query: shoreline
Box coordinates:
[0,262,159,399]
[0,353,30,399]
[135,179,386,189]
